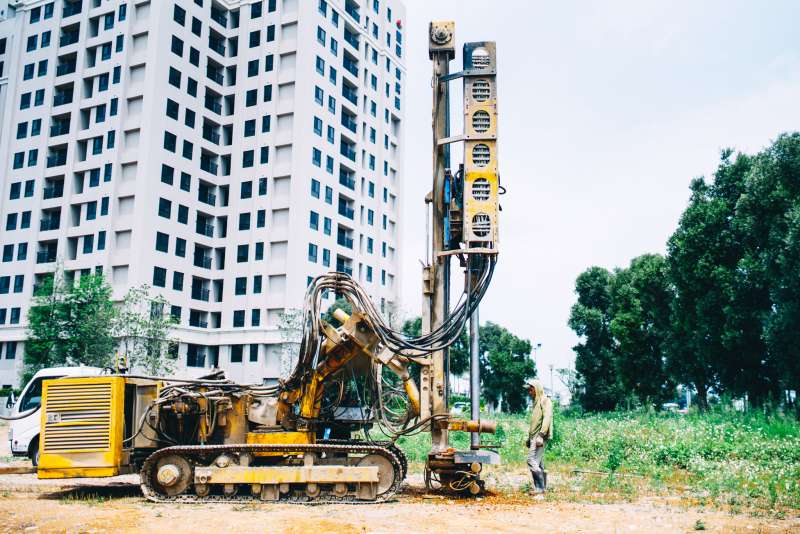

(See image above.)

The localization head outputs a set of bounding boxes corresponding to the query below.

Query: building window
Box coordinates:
[166,99,179,119]
[231,344,244,361]
[255,242,264,260]
[239,212,251,230]
[176,238,187,257]
[161,164,174,184]
[156,232,169,252]
[310,211,319,230]
[253,275,263,293]
[249,30,260,48]
[312,148,322,167]
[153,267,167,287]
[235,277,247,295]
[168,67,181,88]
[164,131,177,152]
[311,179,320,198]
[173,272,184,291]
[237,245,249,262]
[243,150,254,168]
[308,243,318,262]
[249,344,259,361]
[158,198,172,218]
[251,309,261,327]
[313,117,323,136]
[233,311,245,328]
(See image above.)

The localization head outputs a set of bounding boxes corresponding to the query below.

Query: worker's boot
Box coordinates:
[530,470,545,494]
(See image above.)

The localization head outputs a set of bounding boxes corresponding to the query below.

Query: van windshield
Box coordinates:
[18,376,64,413]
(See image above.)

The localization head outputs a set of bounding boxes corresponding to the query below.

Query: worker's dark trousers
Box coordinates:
[527,442,547,492]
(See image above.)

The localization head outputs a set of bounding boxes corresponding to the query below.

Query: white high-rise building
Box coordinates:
[0,0,405,387]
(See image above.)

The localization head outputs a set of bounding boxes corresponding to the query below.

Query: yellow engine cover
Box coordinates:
[38,376,125,478]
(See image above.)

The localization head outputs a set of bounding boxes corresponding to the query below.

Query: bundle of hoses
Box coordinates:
[283,253,495,392]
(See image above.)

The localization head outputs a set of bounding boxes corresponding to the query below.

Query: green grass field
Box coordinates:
[391,409,800,514]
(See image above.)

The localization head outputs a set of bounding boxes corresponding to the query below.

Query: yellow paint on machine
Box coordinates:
[38,376,125,478]
[194,465,379,484]
[246,431,314,456]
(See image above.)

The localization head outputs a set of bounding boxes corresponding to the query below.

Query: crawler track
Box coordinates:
[140,442,404,504]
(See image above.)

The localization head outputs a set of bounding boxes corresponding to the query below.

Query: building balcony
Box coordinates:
[54,92,74,106]
[340,145,356,162]
[341,115,357,134]
[209,40,225,56]
[336,263,353,276]
[344,1,360,23]
[199,192,216,206]
[50,124,70,137]
[337,235,354,249]
[47,153,67,168]
[200,159,219,176]
[206,69,224,85]
[210,8,227,28]
[37,251,57,264]
[56,63,76,77]
[197,223,214,237]
[191,288,210,301]
[202,128,220,145]
[194,255,212,269]
[344,29,359,50]
[343,58,359,77]
[43,185,64,199]
[342,86,358,106]
[63,1,82,18]
[338,206,355,220]
[59,32,80,47]
[40,219,60,231]
[339,174,355,190]
[204,98,222,115]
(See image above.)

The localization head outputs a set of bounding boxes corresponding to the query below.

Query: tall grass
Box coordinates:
[392,408,800,512]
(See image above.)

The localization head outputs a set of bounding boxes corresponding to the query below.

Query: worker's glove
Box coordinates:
[525,438,531,448]
[534,435,544,447]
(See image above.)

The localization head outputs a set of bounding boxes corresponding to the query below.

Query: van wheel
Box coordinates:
[29,437,40,467]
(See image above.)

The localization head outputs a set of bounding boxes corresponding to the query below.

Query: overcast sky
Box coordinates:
[393,0,800,391]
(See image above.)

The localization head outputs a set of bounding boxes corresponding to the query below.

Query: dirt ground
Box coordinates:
[1,424,797,533]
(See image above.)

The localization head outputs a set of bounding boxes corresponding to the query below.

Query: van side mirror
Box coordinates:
[5,392,15,409]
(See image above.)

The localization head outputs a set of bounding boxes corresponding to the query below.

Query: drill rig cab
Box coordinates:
[35,21,502,502]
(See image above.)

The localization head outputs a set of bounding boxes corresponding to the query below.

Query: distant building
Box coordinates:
[0,0,406,387]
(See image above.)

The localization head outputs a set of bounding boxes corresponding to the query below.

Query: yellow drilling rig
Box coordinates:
[32,22,501,503]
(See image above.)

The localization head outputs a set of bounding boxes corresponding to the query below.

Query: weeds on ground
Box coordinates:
[392,408,800,514]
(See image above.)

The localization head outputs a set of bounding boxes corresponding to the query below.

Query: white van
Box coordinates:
[7,366,103,465]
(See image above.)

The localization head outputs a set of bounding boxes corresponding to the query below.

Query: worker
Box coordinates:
[525,379,553,496]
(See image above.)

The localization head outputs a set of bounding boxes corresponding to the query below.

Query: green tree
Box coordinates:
[568,267,624,411]
[24,272,116,382]
[112,284,177,375]
[401,317,534,412]
[610,254,675,407]
[478,322,536,413]
[323,297,353,328]
[400,316,469,376]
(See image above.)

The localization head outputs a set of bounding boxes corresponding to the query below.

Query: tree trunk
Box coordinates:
[695,383,709,412]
